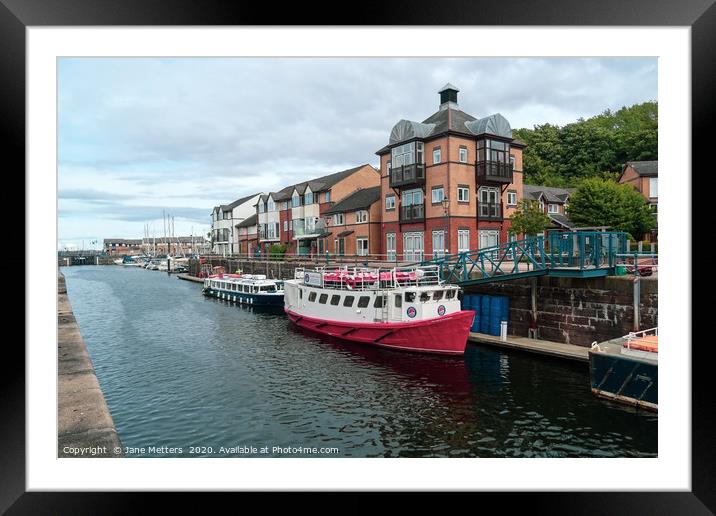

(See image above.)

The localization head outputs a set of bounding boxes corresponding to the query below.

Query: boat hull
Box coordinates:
[203,287,284,306]
[588,349,658,411]
[285,308,475,355]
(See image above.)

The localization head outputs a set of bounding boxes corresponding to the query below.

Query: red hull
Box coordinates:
[285,308,475,355]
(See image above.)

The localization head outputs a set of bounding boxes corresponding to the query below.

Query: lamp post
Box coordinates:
[441,197,450,257]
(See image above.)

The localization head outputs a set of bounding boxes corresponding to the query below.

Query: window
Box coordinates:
[446,290,456,299]
[357,296,370,308]
[386,233,396,261]
[258,203,264,213]
[289,220,293,230]
[432,231,445,258]
[267,199,276,212]
[433,148,441,164]
[325,191,331,203]
[333,213,344,225]
[433,290,444,301]
[459,147,468,163]
[291,193,301,208]
[405,292,416,303]
[318,293,328,304]
[373,296,386,308]
[402,189,423,206]
[385,195,396,210]
[457,186,469,202]
[548,204,559,214]
[357,238,369,256]
[330,295,341,306]
[458,229,470,253]
[356,210,368,223]
[507,190,517,206]
[391,142,416,167]
[386,160,392,173]
[394,295,402,308]
[420,292,431,302]
[416,142,424,164]
[649,177,658,198]
[343,296,355,307]
[305,191,314,205]
[510,154,516,168]
[284,220,288,231]
[308,291,317,302]
[432,187,445,204]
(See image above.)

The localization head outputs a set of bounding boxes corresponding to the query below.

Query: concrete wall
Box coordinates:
[465,275,658,347]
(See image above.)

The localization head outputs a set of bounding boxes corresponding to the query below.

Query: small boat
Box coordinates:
[283,265,475,355]
[115,255,145,266]
[589,327,658,411]
[202,274,284,306]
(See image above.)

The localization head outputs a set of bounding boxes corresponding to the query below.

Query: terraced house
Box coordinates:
[522,184,576,232]
[320,186,382,257]
[255,165,380,256]
[211,193,263,256]
[376,84,525,261]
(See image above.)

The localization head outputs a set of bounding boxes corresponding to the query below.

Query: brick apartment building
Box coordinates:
[235,213,258,256]
[523,184,576,231]
[255,164,380,256]
[618,160,658,241]
[376,84,525,261]
[320,186,382,257]
[103,238,143,256]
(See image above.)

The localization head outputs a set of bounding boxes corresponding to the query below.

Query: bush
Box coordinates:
[268,243,288,261]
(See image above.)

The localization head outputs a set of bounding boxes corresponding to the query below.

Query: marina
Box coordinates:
[59,265,657,458]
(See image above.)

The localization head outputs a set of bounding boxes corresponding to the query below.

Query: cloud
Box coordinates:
[58,57,657,243]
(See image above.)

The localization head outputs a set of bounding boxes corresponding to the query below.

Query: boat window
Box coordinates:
[319,293,328,304]
[343,295,355,307]
[299,289,303,299]
[405,292,416,303]
[445,289,456,299]
[253,286,259,293]
[420,292,431,302]
[433,290,444,301]
[330,295,341,306]
[357,296,370,308]
[395,294,402,308]
[373,295,386,308]
[308,291,317,302]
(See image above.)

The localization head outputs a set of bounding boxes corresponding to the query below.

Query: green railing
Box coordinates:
[420,231,629,285]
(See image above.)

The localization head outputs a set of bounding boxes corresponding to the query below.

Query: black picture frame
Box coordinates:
[2,0,709,511]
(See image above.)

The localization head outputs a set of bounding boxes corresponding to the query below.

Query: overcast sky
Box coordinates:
[58,57,657,250]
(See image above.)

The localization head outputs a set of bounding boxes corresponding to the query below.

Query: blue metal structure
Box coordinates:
[421,231,629,286]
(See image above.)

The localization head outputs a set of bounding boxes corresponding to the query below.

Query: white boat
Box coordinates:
[202,274,284,306]
[283,265,475,355]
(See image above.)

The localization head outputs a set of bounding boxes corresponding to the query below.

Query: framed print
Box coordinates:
[3,0,711,511]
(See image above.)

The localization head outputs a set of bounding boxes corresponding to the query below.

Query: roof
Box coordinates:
[219,193,260,211]
[322,186,382,215]
[337,230,354,238]
[141,236,208,244]
[438,83,460,93]
[315,230,332,239]
[104,238,142,245]
[235,213,257,228]
[267,165,376,202]
[624,160,658,177]
[548,214,576,229]
[523,184,575,204]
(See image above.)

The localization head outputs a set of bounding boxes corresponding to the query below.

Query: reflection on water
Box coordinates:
[61,266,657,458]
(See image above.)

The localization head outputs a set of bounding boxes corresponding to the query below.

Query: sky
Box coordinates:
[58,57,657,250]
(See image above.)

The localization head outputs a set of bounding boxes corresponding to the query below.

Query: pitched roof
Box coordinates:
[548,214,576,229]
[624,160,658,177]
[220,193,260,211]
[523,184,575,204]
[322,186,382,215]
[235,213,257,228]
[269,165,376,201]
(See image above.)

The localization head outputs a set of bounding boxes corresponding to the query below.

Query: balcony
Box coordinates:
[476,160,513,184]
[478,202,503,221]
[400,203,425,224]
[389,163,426,189]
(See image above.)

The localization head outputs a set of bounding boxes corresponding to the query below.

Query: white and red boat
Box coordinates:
[283,265,475,355]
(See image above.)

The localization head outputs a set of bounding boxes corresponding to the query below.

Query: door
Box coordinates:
[479,230,500,260]
[403,232,424,262]
[386,233,396,261]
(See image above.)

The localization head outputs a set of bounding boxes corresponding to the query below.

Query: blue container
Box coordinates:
[461,294,471,312]
[470,295,481,332]
[480,295,491,334]
[487,296,511,336]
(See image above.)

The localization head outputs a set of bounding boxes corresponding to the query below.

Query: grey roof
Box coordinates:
[219,193,259,211]
[625,160,658,177]
[523,184,575,204]
[235,213,257,228]
[268,165,376,201]
[438,83,460,93]
[465,113,512,138]
[322,186,381,215]
[548,214,576,229]
[337,230,354,238]
[104,238,142,245]
[316,230,332,239]
[141,236,207,244]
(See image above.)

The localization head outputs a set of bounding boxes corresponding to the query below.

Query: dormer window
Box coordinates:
[267,198,275,212]
[305,191,314,205]
[548,204,559,214]
[291,192,301,208]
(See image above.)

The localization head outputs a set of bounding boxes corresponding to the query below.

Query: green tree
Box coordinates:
[508,200,552,238]
[566,178,655,240]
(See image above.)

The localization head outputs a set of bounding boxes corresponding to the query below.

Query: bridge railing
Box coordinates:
[421,231,630,284]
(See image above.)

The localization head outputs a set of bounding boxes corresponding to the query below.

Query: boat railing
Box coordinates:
[623,327,658,350]
[294,264,443,291]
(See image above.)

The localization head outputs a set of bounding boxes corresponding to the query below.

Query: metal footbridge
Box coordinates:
[421,231,630,286]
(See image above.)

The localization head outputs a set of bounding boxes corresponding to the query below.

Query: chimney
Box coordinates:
[438,83,459,110]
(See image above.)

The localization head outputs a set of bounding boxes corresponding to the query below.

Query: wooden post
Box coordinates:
[633,273,641,332]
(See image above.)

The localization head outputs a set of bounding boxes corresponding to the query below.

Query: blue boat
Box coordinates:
[588,328,658,411]
[202,274,285,306]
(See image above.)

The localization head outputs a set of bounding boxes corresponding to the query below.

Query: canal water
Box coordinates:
[61,266,657,458]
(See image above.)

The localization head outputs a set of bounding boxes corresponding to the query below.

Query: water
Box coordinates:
[61,266,657,458]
